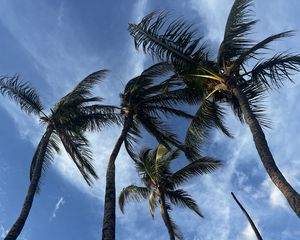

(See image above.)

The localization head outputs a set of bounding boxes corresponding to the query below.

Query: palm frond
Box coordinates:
[73,105,122,131]
[129,11,209,70]
[137,114,181,149]
[170,157,221,186]
[118,185,150,213]
[56,70,108,109]
[185,100,232,160]
[235,31,294,67]
[237,80,271,128]
[29,127,56,193]
[218,0,257,64]
[57,129,98,186]
[166,189,203,217]
[250,53,300,89]
[0,75,44,115]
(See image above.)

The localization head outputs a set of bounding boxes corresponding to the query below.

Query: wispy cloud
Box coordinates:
[1,224,8,238]
[50,197,65,219]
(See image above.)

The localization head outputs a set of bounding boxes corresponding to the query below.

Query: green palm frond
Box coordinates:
[218,0,257,64]
[128,11,209,70]
[170,157,221,186]
[250,53,300,89]
[57,129,98,186]
[118,185,150,213]
[0,75,44,115]
[166,189,203,217]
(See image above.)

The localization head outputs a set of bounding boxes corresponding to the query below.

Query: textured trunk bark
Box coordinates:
[160,193,175,240]
[231,192,263,240]
[232,86,300,218]
[102,115,133,240]
[5,125,53,240]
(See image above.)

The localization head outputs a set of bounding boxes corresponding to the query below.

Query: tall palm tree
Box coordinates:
[231,192,263,240]
[119,144,221,240]
[128,0,300,217]
[0,72,120,240]
[101,62,211,240]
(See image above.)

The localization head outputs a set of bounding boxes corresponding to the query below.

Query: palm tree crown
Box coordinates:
[0,71,120,239]
[119,144,221,240]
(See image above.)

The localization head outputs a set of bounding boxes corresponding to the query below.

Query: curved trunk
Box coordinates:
[102,115,133,240]
[5,125,53,240]
[232,86,300,218]
[160,193,176,240]
[231,192,263,240]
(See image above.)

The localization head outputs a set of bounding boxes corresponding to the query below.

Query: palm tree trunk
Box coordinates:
[102,115,133,240]
[5,125,53,240]
[160,193,176,240]
[231,192,263,240]
[232,86,300,218]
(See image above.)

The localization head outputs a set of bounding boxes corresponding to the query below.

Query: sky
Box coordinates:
[0,0,300,239]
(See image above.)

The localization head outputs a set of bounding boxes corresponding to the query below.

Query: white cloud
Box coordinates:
[51,197,65,219]
[242,223,258,240]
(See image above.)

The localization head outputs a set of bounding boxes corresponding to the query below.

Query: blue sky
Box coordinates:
[0,0,300,239]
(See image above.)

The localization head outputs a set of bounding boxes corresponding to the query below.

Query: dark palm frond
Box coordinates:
[218,0,257,64]
[235,31,294,67]
[73,105,122,131]
[144,105,194,119]
[129,11,209,70]
[238,80,271,128]
[137,114,181,149]
[118,185,150,213]
[250,53,300,89]
[185,100,232,160]
[0,75,44,115]
[123,63,174,99]
[142,87,201,107]
[29,129,57,193]
[57,129,98,186]
[124,119,142,160]
[166,189,203,217]
[170,157,221,187]
[56,70,108,109]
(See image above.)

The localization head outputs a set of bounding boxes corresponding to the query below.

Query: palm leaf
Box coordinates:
[170,157,221,186]
[250,53,300,89]
[129,11,208,70]
[56,70,108,109]
[149,190,157,218]
[0,75,44,115]
[218,0,257,64]
[118,185,150,213]
[57,129,98,186]
[166,189,203,217]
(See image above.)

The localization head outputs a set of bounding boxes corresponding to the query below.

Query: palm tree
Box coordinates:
[0,72,120,240]
[119,144,221,240]
[231,192,263,240]
[128,0,300,217]
[101,62,208,240]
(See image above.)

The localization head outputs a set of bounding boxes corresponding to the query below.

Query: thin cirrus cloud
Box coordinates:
[50,197,65,219]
